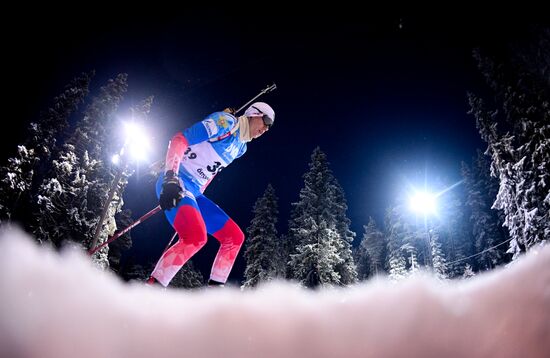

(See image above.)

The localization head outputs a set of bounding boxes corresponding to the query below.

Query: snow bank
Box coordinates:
[0,228,549,358]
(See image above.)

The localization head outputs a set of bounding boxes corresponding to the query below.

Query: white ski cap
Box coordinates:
[244,102,275,122]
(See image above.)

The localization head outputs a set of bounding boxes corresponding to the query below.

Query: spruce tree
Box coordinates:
[385,206,408,281]
[242,184,281,288]
[356,217,386,280]
[122,263,153,283]
[462,263,476,279]
[438,185,473,278]
[107,208,133,272]
[287,148,343,287]
[92,96,154,264]
[0,72,92,227]
[462,151,510,270]
[170,261,205,289]
[290,218,343,288]
[402,220,427,271]
[429,229,448,280]
[407,248,419,275]
[469,29,550,258]
[33,74,128,269]
[329,180,358,284]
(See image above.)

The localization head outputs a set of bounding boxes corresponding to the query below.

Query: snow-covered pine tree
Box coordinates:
[469,29,550,259]
[107,208,133,272]
[388,251,407,282]
[33,74,128,268]
[287,147,343,287]
[120,262,153,283]
[429,229,448,280]
[290,218,343,288]
[390,200,432,272]
[407,247,419,275]
[329,180,358,285]
[356,217,386,280]
[92,96,154,265]
[280,232,295,280]
[285,150,324,279]
[170,261,205,289]
[402,219,427,271]
[272,234,288,278]
[106,96,153,271]
[242,184,281,288]
[462,263,475,279]
[385,206,408,282]
[462,151,510,270]
[0,72,92,226]
[437,185,473,278]
[354,243,370,280]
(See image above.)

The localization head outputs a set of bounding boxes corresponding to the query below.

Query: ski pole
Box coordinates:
[160,231,178,256]
[88,205,162,256]
[235,83,277,114]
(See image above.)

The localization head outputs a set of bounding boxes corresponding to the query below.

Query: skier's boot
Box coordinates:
[146,276,165,289]
[207,279,225,288]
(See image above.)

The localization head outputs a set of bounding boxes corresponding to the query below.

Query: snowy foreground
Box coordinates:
[0,229,549,358]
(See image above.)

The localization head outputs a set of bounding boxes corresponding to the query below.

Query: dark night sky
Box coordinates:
[4,9,547,282]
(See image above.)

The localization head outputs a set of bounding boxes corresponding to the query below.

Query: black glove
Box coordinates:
[159,170,184,210]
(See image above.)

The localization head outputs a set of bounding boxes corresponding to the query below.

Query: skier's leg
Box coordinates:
[150,178,207,287]
[197,195,245,284]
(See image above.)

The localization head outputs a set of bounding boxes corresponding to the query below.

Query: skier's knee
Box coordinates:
[211,219,244,246]
[235,228,245,246]
[227,220,245,246]
[194,233,208,248]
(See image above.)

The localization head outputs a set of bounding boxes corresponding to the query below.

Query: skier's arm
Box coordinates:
[161,133,187,210]
[164,132,189,174]
[163,117,214,173]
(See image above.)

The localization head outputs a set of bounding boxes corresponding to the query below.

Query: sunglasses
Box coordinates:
[251,106,274,128]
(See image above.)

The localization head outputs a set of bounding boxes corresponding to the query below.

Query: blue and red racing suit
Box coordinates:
[150,111,247,286]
